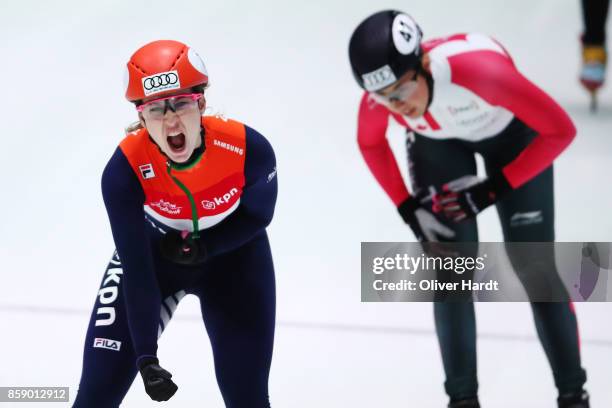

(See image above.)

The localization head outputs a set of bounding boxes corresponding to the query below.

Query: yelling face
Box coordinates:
[138,89,207,163]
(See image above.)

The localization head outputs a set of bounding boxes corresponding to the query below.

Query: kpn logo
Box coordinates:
[201,187,239,210]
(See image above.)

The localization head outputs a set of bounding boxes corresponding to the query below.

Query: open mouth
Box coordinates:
[167,133,186,154]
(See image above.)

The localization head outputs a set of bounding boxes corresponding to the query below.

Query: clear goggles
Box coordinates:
[136,93,203,120]
[369,70,419,106]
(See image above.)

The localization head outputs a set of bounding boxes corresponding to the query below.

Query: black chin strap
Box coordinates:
[424,69,434,109]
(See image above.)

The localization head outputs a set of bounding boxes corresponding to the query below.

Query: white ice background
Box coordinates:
[0,0,611,407]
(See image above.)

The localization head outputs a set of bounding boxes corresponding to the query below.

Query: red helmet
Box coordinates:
[124,40,209,102]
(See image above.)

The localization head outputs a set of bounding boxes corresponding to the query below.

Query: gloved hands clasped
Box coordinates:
[432,173,512,222]
[138,356,178,402]
[397,172,513,240]
[160,230,206,265]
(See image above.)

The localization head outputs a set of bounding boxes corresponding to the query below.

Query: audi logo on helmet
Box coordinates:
[143,72,179,90]
[141,70,181,96]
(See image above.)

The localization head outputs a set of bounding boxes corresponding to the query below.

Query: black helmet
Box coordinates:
[348,10,423,92]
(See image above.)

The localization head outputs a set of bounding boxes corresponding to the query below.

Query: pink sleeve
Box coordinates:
[357,92,410,206]
[449,51,576,188]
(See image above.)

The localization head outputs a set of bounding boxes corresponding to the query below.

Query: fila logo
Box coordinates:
[201,187,238,209]
[93,337,122,351]
[213,139,244,155]
[139,164,155,179]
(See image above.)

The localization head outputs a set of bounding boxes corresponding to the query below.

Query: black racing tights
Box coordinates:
[407,119,587,401]
[582,0,610,45]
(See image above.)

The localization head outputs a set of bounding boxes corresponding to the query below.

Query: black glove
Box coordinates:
[138,356,178,402]
[160,230,206,265]
[397,195,455,242]
[433,173,512,222]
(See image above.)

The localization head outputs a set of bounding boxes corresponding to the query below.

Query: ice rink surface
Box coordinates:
[0,0,611,406]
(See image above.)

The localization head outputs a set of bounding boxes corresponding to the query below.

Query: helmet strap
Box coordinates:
[423,67,434,109]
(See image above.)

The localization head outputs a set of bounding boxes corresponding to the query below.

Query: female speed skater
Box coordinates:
[349,10,589,408]
[73,40,278,407]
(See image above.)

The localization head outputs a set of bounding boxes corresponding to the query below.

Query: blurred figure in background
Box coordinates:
[579,0,609,109]
[349,10,589,408]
